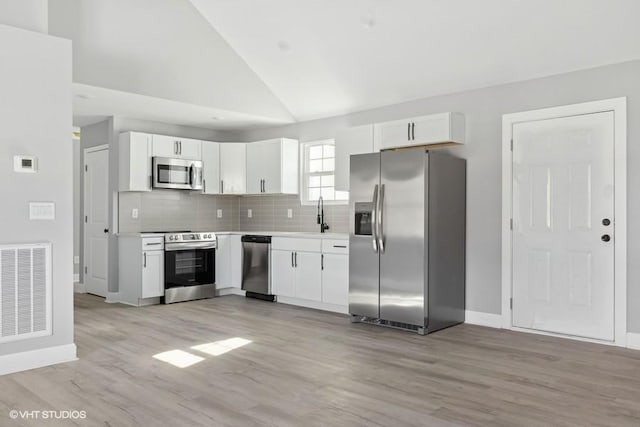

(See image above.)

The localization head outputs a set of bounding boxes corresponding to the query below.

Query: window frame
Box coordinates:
[299,139,348,206]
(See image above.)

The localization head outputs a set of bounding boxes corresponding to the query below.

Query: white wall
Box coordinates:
[0,0,47,33]
[48,0,293,122]
[0,25,74,359]
[234,60,640,331]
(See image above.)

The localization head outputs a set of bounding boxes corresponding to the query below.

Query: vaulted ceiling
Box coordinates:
[50,0,640,129]
[191,0,640,121]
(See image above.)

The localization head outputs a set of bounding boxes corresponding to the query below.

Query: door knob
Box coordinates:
[602,218,611,226]
[104,228,109,233]
[601,234,611,242]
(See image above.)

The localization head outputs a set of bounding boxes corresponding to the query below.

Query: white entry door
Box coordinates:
[512,112,614,341]
[84,146,109,297]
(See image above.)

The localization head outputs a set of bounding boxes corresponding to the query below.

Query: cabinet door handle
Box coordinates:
[143,252,147,268]
[333,245,347,248]
[291,252,294,268]
[411,122,415,140]
[407,122,411,141]
[221,180,224,194]
[295,252,298,267]
[203,179,206,193]
[321,254,324,270]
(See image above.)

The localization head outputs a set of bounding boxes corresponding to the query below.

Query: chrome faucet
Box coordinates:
[317,196,330,233]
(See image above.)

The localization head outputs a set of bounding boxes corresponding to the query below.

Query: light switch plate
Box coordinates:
[29,202,55,220]
[247,209,252,218]
[287,209,293,219]
[217,209,223,218]
[131,208,139,219]
[73,256,80,264]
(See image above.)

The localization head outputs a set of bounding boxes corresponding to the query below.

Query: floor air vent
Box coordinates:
[0,243,51,343]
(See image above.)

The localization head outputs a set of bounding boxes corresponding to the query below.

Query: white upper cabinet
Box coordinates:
[246,138,299,195]
[374,112,465,150]
[201,141,220,194]
[119,131,152,192]
[152,134,202,160]
[219,143,247,194]
[334,125,374,192]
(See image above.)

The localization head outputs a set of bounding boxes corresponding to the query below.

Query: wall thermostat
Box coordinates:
[14,155,38,173]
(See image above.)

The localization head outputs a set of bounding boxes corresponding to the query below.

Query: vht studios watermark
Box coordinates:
[9,409,87,420]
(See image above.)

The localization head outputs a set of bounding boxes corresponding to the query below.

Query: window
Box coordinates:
[301,140,348,204]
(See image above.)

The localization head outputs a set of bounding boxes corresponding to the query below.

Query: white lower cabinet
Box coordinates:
[215,235,232,287]
[321,253,349,306]
[271,250,296,297]
[272,250,322,301]
[141,250,164,298]
[271,237,348,311]
[215,234,243,291]
[118,235,165,306]
[293,251,322,301]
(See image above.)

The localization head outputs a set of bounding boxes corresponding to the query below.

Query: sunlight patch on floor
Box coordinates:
[152,350,205,368]
[191,337,253,356]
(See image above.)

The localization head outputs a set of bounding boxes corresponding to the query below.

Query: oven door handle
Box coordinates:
[164,242,217,251]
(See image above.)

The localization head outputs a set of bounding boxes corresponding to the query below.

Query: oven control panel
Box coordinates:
[165,232,216,242]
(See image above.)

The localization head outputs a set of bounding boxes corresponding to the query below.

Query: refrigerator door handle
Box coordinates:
[371,184,379,252]
[378,184,385,253]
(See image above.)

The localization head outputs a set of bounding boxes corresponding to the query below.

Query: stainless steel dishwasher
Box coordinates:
[241,235,274,301]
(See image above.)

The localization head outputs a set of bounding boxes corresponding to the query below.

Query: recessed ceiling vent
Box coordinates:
[0,243,52,343]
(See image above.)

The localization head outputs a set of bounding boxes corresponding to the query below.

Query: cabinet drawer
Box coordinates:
[271,237,321,252]
[322,239,349,254]
[142,237,164,250]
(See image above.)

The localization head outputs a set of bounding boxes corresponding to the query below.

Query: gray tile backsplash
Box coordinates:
[118,192,348,234]
[238,194,349,233]
[118,190,239,233]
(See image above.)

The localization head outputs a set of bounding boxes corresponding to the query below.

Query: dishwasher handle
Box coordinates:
[241,235,272,244]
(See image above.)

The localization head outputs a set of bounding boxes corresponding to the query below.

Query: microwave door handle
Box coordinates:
[378,184,385,253]
[371,184,378,252]
[189,164,194,187]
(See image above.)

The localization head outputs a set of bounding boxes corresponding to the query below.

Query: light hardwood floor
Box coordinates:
[2,294,640,426]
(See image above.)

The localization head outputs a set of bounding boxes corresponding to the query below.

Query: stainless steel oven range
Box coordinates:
[163,232,216,304]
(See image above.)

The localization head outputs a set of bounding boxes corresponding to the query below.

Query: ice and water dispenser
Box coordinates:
[354,202,374,236]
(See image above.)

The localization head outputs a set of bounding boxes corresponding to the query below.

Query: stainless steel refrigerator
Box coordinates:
[349,149,466,334]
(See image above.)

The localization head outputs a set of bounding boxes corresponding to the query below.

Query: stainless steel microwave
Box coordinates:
[152,157,203,190]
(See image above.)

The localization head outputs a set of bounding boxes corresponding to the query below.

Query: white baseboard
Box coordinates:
[73,282,86,293]
[0,343,77,376]
[216,289,347,314]
[465,310,503,329]
[217,287,245,297]
[105,292,120,303]
[277,296,348,315]
[627,333,640,350]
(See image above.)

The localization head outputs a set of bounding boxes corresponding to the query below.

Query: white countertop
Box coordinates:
[117,232,165,238]
[118,231,348,240]
[214,231,348,240]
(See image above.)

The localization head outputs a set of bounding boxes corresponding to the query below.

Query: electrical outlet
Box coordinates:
[131,208,139,219]
[217,209,223,218]
[287,209,293,219]
[247,209,252,218]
